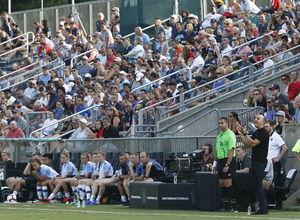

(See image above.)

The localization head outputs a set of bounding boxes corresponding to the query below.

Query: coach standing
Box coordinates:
[237,114,269,215]
[213,117,237,212]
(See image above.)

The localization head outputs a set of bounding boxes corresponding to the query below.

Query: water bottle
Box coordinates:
[82,200,85,208]
[77,200,81,208]
[247,205,251,215]
[74,168,79,177]
[174,175,178,184]
[2,132,5,139]
[115,170,120,178]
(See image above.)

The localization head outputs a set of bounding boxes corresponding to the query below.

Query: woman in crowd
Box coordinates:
[222,56,234,75]
[231,37,251,61]
[42,19,52,39]
[267,14,278,32]
[154,18,165,39]
[181,9,190,29]
[182,23,196,45]
[228,111,241,135]
[73,118,95,139]
[0,30,11,54]
[246,87,257,107]
[76,29,88,46]
[33,21,43,35]
[281,74,291,96]
[93,120,104,138]
[146,90,159,107]
[107,106,121,130]
[124,36,144,61]
[207,36,220,58]
[123,38,133,55]
[155,34,169,59]
[212,67,230,96]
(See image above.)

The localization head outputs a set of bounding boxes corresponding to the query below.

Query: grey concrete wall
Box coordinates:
[282,124,300,194]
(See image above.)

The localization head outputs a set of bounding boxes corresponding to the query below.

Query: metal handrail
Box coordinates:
[70,48,98,68]
[123,18,170,39]
[0,61,39,81]
[0,32,35,57]
[161,109,219,137]
[131,66,192,93]
[0,59,65,91]
[220,31,275,57]
[29,105,98,138]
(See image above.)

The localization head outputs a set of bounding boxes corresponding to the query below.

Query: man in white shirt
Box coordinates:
[60,40,72,61]
[259,50,274,79]
[265,120,288,186]
[241,0,260,14]
[190,48,204,74]
[201,5,222,29]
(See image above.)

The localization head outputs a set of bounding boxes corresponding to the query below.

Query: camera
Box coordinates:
[165,149,206,182]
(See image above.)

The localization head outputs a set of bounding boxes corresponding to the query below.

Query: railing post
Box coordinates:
[174,0,179,16]
[89,4,93,35]
[138,109,143,132]
[249,64,254,83]
[24,13,27,34]
[56,9,59,32]
[107,1,111,25]
[179,93,184,112]
[26,114,30,137]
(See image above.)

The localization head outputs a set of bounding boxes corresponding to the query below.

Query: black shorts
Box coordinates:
[217,158,236,180]
[24,175,37,187]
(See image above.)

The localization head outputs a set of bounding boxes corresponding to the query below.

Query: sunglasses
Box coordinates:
[228,115,233,118]
[282,78,287,81]
[167,63,172,65]
[88,90,93,92]
[224,23,229,25]
[179,74,184,76]
[124,106,130,107]
[216,72,221,74]
[253,93,259,96]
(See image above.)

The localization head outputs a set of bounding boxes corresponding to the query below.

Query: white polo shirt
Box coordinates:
[267,131,285,159]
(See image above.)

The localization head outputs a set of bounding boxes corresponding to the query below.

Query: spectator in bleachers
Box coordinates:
[274,99,291,120]
[182,23,196,45]
[265,97,277,121]
[75,95,91,119]
[275,110,289,134]
[124,36,144,61]
[221,56,233,75]
[223,0,241,19]
[95,13,105,33]
[221,38,232,57]
[291,96,300,123]
[253,89,267,111]
[215,0,227,15]
[202,5,222,29]
[288,70,300,101]
[12,109,26,133]
[172,21,186,44]
[269,84,290,106]
[281,74,291,96]
[107,106,121,130]
[102,116,119,138]
[6,121,25,139]
[241,0,260,14]
[212,67,230,96]
[154,18,165,39]
[54,100,64,120]
[4,89,16,106]
[1,12,12,37]
[258,14,269,36]
[47,86,60,110]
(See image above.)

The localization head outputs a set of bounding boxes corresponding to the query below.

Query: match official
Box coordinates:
[213,117,237,212]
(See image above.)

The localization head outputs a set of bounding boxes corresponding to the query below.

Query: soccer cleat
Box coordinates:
[114,200,126,206]
[90,201,100,205]
[63,197,72,203]
[85,200,92,205]
[122,200,130,206]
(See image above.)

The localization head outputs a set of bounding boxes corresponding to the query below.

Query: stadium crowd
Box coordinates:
[0,0,299,141]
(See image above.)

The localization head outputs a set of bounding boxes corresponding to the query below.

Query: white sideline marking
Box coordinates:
[0,206,296,220]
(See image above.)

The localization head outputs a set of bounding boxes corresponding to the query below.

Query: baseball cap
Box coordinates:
[275,110,285,117]
[269,84,280,90]
[153,49,161,53]
[119,71,127,76]
[34,100,43,106]
[65,95,72,100]
[39,87,46,91]
[274,99,284,106]
[42,66,49,70]
[272,31,279,36]
[15,99,23,103]
[94,58,100,62]
[59,21,64,26]
[82,56,88,60]
[211,18,217,23]
[208,47,215,52]
[278,29,286,35]
[84,73,91,78]
[79,118,88,124]
[226,27,233,32]
[152,83,160,88]
[114,57,122,62]
[176,83,184,88]
[111,7,119,11]
[135,72,144,81]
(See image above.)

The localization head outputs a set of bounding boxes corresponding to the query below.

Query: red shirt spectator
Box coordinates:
[288,71,300,101]
[6,121,25,138]
[38,43,52,54]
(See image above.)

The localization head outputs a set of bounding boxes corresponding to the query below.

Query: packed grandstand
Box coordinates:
[0,0,300,212]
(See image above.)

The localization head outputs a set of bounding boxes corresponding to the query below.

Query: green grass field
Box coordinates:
[0,203,299,220]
